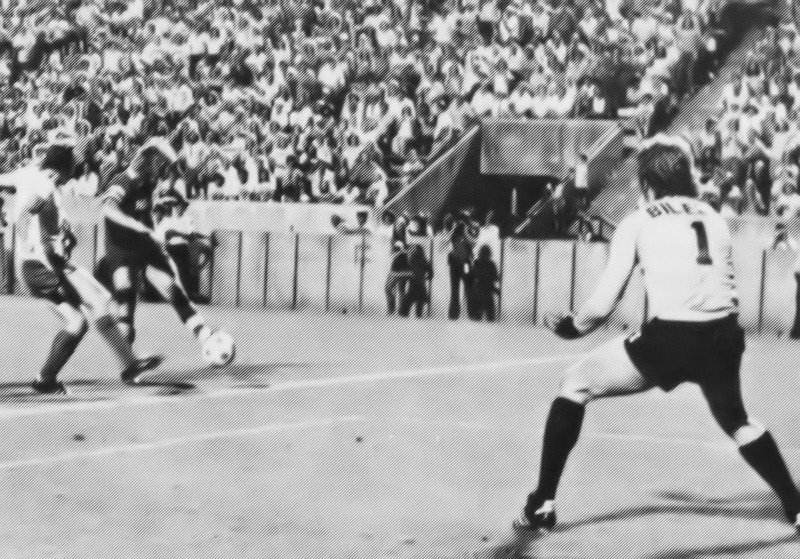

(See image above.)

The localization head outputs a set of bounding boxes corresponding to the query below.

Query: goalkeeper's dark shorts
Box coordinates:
[625,314,745,393]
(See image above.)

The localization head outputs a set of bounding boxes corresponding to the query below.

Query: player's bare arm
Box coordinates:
[546,216,639,339]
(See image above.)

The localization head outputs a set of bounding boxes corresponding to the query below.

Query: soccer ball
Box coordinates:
[202,331,236,368]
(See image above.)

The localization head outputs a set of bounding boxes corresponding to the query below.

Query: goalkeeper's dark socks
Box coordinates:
[39,329,85,383]
[739,431,800,518]
[536,397,586,501]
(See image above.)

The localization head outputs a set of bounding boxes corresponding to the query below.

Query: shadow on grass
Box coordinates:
[156,361,319,388]
[475,490,795,559]
[0,361,319,404]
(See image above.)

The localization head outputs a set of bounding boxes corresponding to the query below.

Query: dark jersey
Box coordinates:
[103,171,157,249]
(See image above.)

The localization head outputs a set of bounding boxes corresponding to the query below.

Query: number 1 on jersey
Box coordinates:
[691,221,713,265]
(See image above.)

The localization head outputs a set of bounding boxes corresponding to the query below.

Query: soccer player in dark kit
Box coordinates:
[515,135,800,533]
[101,139,231,381]
[10,141,160,393]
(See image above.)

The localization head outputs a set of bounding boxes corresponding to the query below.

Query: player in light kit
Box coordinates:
[516,135,800,532]
[101,139,225,374]
[11,142,161,394]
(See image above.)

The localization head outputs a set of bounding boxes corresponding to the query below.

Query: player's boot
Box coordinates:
[31,379,68,395]
[513,491,557,532]
[121,355,164,385]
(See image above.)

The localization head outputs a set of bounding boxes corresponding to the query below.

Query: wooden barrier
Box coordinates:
[1,224,797,339]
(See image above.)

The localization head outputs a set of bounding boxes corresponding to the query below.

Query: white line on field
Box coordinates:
[0,416,365,471]
[0,353,584,419]
[1,413,795,473]
[396,417,800,454]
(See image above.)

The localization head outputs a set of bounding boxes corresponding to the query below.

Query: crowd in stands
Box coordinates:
[0,0,722,210]
[693,23,800,218]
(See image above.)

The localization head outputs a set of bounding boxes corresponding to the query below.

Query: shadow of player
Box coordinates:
[641,533,798,559]
[475,490,794,559]
[0,381,101,404]
[163,361,318,388]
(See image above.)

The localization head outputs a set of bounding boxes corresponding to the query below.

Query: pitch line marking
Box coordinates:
[0,413,792,473]
[0,353,584,419]
[0,416,365,471]
[396,417,800,454]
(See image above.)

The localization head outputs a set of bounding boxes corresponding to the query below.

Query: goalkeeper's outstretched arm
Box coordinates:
[548,215,640,339]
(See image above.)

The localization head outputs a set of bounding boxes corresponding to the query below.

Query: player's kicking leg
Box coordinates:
[514,335,653,531]
[144,260,212,348]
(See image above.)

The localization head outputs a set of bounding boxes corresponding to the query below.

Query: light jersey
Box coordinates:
[10,167,69,269]
[577,196,738,326]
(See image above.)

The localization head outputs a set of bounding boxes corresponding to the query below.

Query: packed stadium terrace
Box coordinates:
[692,23,800,220]
[0,0,719,208]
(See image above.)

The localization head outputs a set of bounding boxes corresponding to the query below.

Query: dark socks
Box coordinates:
[39,330,84,383]
[167,284,196,323]
[536,397,586,501]
[739,432,800,518]
[114,288,136,344]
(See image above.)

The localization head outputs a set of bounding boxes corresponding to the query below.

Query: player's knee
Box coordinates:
[559,373,593,406]
[63,312,89,338]
[731,418,766,446]
[112,269,133,292]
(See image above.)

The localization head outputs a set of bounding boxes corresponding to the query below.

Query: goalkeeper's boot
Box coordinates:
[513,491,556,532]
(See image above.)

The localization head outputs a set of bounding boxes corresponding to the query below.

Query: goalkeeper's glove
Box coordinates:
[546,314,584,340]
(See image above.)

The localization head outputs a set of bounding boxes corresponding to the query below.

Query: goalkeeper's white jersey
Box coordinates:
[577,196,738,325]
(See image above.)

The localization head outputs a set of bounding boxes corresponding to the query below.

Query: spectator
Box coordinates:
[468,245,499,322]
[574,153,589,210]
[0,0,722,213]
[447,216,475,320]
[475,210,501,258]
[386,241,410,316]
[376,210,395,237]
[399,244,432,318]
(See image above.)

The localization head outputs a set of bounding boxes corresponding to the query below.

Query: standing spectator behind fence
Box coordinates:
[400,244,432,319]
[447,217,475,320]
[386,241,410,316]
[469,245,499,322]
[765,223,800,339]
[574,153,589,211]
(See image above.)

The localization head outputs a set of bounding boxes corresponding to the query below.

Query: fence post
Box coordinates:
[209,231,216,304]
[758,249,766,334]
[498,237,505,320]
[325,236,332,312]
[291,233,299,310]
[262,233,270,309]
[236,231,243,308]
[358,234,366,313]
[532,241,540,324]
[9,223,15,294]
[569,241,577,313]
[428,236,435,318]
